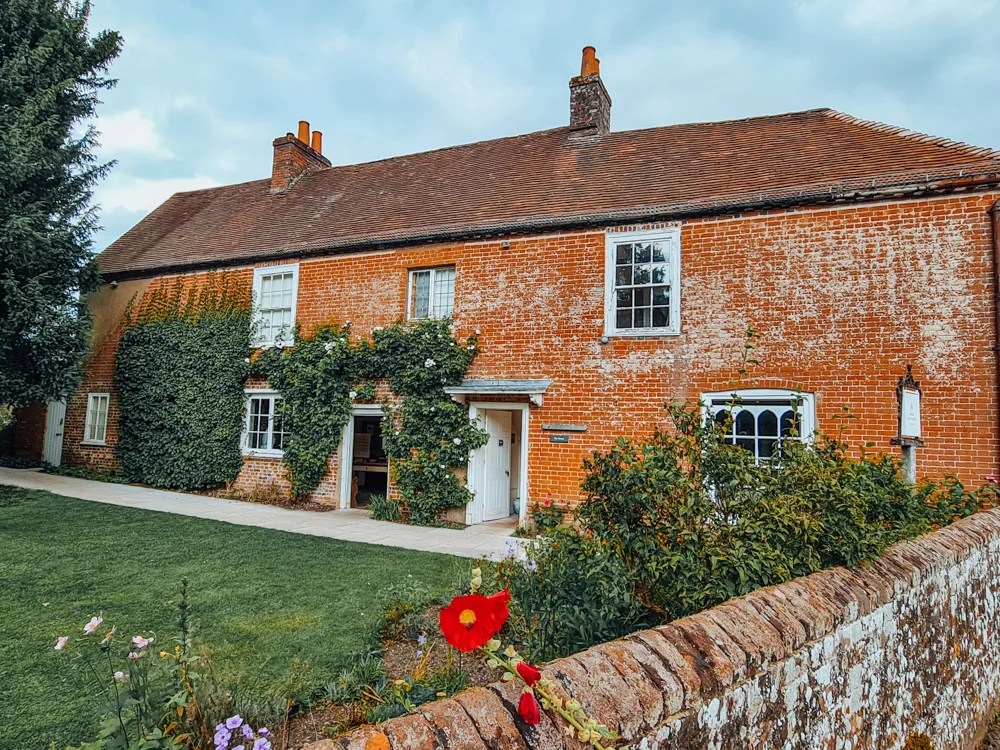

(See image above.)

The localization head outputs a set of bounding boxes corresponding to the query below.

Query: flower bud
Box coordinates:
[565,699,581,712]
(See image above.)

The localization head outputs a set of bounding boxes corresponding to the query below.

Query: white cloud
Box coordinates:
[97,109,172,158]
[96,175,220,213]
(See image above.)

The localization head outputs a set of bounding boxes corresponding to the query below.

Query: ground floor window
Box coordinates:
[243,392,289,456]
[702,389,815,462]
[83,393,109,445]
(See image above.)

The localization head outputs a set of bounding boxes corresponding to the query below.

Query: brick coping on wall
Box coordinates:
[305,508,1000,750]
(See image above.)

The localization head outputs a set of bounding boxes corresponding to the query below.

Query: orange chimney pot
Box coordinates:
[297,120,310,144]
[311,130,322,154]
[581,46,600,76]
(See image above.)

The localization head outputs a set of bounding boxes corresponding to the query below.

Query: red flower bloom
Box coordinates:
[439,590,511,652]
[515,661,541,686]
[518,689,541,725]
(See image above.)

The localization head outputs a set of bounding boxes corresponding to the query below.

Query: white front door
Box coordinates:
[480,409,512,521]
[43,400,66,466]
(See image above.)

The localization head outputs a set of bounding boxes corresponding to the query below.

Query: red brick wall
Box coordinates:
[58,191,1000,508]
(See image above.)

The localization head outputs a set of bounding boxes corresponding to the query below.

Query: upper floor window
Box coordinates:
[83,393,109,445]
[604,228,681,337]
[253,263,299,347]
[243,391,290,457]
[408,266,455,320]
[702,389,816,462]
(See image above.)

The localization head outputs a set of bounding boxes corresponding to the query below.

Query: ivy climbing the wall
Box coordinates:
[373,320,489,526]
[115,273,252,490]
[254,324,359,500]
[257,319,487,524]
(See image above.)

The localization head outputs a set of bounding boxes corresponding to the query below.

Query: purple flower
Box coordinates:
[242,725,254,739]
[417,634,427,645]
[258,728,270,736]
[232,746,245,750]
[83,615,103,634]
[225,715,244,730]
[214,727,231,747]
[253,738,272,750]
[416,650,423,658]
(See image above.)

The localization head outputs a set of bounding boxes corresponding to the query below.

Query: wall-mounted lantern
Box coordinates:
[890,365,925,483]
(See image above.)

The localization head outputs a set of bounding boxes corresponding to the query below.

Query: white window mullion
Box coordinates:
[252,264,299,348]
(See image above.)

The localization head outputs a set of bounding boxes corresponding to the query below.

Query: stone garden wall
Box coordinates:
[313,506,1000,749]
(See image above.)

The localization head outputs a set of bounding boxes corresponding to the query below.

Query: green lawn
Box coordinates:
[0,486,463,750]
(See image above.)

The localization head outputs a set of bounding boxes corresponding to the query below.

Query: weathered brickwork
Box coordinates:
[50,191,1000,507]
[317,507,1000,750]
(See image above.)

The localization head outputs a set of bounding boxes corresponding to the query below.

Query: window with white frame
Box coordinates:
[408,266,455,320]
[243,392,290,456]
[702,389,815,462]
[83,393,109,445]
[252,264,299,347]
[605,228,681,336]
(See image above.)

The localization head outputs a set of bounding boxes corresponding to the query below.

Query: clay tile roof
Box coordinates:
[98,108,1000,278]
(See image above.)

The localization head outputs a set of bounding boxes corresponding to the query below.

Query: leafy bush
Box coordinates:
[493,528,656,663]
[529,499,565,533]
[368,493,400,522]
[578,402,993,620]
[115,273,252,491]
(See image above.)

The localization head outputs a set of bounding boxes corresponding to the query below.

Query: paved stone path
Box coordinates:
[0,468,524,561]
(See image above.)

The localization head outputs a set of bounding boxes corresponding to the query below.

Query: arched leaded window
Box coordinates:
[701,389,816,462]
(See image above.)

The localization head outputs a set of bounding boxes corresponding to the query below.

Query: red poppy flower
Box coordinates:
[518,689,541,725]
[439,590,511,652]
[515,661,541,686]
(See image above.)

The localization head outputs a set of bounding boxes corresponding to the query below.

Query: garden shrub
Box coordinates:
[578,402,994,620]
[493,527,656,663]
[115,274,252,490]
[368,493,400,522]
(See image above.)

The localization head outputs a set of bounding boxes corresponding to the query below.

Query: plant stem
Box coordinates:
[106,647,130,744]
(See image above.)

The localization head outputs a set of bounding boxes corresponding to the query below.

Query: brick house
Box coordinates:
[17,47,1000,525]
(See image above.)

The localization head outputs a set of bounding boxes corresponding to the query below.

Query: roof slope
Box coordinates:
[98,108,1000,277]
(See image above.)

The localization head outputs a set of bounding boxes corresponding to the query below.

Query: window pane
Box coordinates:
[780,409,798,437]
[615,266,632,286]
[759,438,777,459]
[735,410,755,436]
[633,265,651,285]
[432,268,456,318]
[758,410,778,437]
[410,271,431,319]
[652,307,669,328]
[651,264,667,284]
[634,243,651,264]
[652,286,670,306]
[634,287,651,307]
[633,308,651,328]
[652,244,666,263]
[616,289,633,308]
[616,309,631,329]
[616,244,632,264]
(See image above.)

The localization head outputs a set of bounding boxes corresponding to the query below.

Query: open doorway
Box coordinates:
[467,403,529,526]
[339,406,389,508]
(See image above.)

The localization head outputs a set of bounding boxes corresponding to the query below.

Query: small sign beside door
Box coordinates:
[549,435,570,443]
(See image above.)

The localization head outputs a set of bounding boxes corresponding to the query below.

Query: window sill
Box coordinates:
[603,329,681,340]
[81,440,107,447]
[242,450,284,459]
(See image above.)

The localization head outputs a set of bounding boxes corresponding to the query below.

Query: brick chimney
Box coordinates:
[569,46,611,135]
[271,120,331,193]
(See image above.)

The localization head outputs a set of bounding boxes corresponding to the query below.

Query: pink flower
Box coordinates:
[113,671,127,682]
[985,475,998,484]
[131,635,153,649]
[127,651,145,660]
[102,626,117,644]
[83,616,103,634]
[54,636,69,651]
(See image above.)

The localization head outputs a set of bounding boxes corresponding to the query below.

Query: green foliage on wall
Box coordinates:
[257,319,487,523]
[115,274,252,490]
[254,325,358,499]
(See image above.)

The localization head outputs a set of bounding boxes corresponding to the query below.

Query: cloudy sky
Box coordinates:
[85,0,1000,253]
